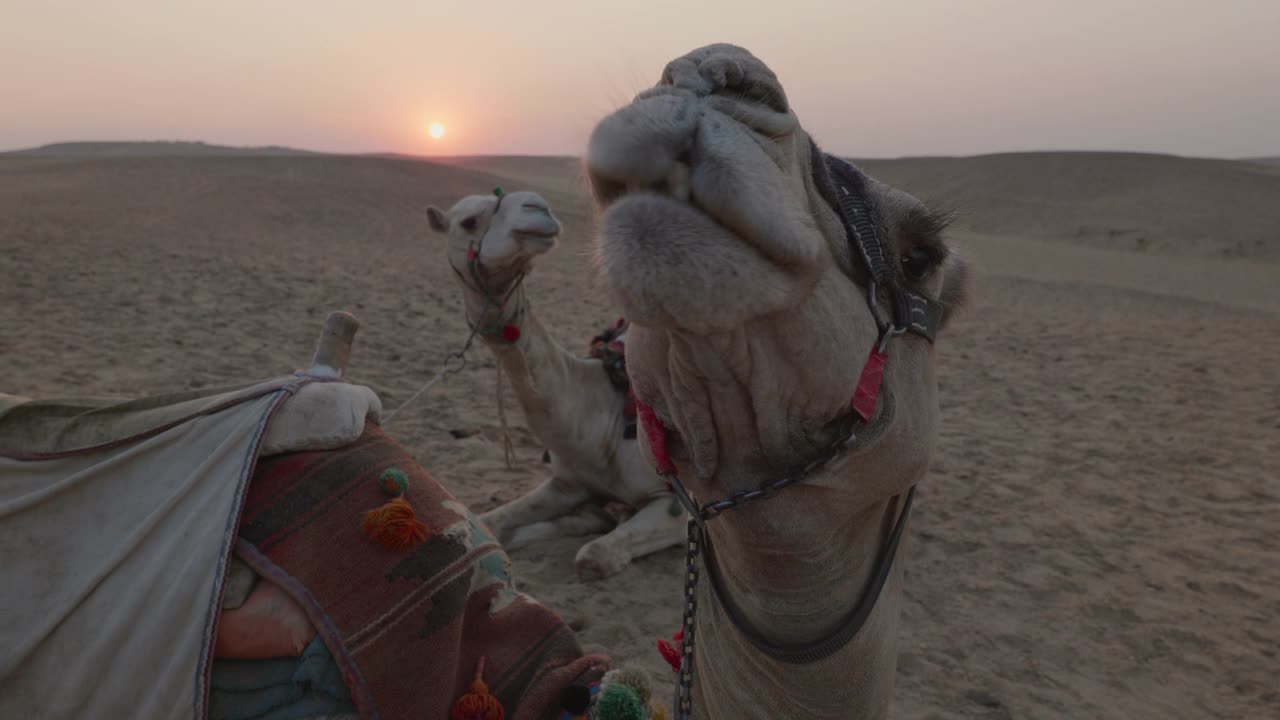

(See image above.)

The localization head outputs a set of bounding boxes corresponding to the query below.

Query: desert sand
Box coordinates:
[2,146,1277,719]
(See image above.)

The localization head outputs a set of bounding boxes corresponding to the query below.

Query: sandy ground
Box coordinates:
[2,152,1277,719]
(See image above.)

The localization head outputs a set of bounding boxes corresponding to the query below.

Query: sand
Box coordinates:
[2,148,1277,719]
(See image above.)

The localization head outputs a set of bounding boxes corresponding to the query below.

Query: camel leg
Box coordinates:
[574,494,686,581]
[504,504,615,550]
[480,476,591,546]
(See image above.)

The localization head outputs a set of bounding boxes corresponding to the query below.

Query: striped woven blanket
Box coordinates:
[235,423,607,720]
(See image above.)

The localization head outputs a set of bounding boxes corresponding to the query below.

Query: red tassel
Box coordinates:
[501,324,521,342]
[656,627,684,673]
[453,656,505,720]
[361,497,428,550]
[635,400,675,475]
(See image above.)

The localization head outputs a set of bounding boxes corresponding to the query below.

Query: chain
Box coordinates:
[670,425,858,719]
[701,426,858,518]
[675,518,702,717]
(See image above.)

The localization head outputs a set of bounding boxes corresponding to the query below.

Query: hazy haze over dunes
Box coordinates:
[2,1,1278,158]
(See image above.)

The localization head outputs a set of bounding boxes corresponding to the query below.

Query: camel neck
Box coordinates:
[466,284,570,419]
[463,274,527,339]
[691,493,906,718]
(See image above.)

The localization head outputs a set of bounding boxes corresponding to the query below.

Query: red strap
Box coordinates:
[635,400,676,474]
[850,345,887,422]
[637,345,884,476]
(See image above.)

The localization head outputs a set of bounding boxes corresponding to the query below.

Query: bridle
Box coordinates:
[642,146,946,719]
[447,188,528,344]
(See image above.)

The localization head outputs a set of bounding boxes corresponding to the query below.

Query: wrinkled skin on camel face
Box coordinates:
[427,191,562,283]
[588,44,970,506]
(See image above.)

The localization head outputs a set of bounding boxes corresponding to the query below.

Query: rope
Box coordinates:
[496,363,515,468]
[381,325,480,426]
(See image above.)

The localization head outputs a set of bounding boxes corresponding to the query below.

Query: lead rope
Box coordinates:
[496,363,515,468]
[382,324,481,425]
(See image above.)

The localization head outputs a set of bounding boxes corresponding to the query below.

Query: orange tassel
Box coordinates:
[453,656,505,720]
[360,497,428,549]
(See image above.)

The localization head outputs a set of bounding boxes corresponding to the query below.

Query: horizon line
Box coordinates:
[2,138,1276,163]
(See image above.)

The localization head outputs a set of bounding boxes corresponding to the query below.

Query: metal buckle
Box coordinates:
[877,323,906,354]
[665,472,704,525]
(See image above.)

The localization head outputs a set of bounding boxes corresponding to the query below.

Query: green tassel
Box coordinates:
[594,683,646,720]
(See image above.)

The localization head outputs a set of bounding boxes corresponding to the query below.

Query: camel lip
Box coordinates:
[512,229,559,243]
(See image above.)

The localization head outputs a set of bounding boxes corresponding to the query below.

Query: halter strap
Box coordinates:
[821,153,944,344]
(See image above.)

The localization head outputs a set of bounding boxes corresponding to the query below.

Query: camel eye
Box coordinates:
[901,247,935,281]
[460,216,478,232]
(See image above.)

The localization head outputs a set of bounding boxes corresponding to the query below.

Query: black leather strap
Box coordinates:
[701,486,916,664]
[822,154,944,344]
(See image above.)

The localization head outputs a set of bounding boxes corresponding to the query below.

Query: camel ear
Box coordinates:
[937,249,974,330]
[426,206,449,233]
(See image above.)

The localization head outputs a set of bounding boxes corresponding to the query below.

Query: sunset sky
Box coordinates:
[3,0,1277,158]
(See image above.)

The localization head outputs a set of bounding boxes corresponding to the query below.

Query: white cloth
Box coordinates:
[0,376,382,720]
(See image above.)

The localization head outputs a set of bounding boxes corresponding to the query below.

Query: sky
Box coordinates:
[2,0,1277,158]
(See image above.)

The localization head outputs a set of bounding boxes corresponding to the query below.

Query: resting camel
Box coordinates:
[426,192,684,580]
[586,44,972,718]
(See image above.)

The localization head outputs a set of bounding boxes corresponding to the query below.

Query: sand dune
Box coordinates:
[4,140,318,158]
[2,152,1277,719]
[856,152,1280,261]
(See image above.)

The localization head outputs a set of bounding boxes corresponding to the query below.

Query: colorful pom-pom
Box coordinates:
[594,683,646,720]
[603,667,652,706]
[453,657,505,720]
[361,497,428,550]
[379,468,409,496]
[502,324,521,342]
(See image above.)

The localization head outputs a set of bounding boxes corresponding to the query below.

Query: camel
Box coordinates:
[426,190,684,580]
[586,44,972,718]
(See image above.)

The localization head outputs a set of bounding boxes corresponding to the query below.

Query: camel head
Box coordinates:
[588,43,972,513]
[427,190,562,288]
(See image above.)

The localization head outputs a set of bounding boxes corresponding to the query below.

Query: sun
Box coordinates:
[428,122,446,140]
